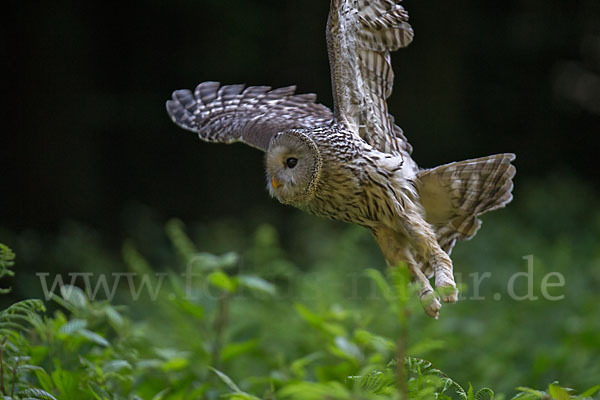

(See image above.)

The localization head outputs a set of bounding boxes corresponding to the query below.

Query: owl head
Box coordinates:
[265,129,322,205]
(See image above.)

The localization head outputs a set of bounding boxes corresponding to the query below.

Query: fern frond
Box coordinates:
[0,299,46,334]
[18,387,58,400]
[349,367,397,395]
[0,244,16,294]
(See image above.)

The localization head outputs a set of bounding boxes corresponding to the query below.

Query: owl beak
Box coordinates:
[271,176,280,190]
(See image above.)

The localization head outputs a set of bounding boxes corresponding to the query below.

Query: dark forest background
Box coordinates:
[3,0,599,239]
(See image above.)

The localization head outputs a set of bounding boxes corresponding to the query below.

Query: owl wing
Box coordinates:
[166,82,334,151]
[418,154,517,257]
[327,0,414,155]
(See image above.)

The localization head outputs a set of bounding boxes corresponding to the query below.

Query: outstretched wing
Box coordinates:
[418,154,517,258]
[327,0,413,155]
[166,82,334,151]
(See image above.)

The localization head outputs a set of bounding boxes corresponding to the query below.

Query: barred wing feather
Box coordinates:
[327,0,414,155]
[166,82,334,151]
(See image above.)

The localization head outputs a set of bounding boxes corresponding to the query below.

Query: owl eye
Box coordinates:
[286,157,298,168]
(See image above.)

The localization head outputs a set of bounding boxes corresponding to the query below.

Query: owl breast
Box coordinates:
[300,128,418,229]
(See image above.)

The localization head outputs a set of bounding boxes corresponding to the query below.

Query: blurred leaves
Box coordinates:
[0,179,599,398]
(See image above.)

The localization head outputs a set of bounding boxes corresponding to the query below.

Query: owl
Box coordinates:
[166,0,516,318]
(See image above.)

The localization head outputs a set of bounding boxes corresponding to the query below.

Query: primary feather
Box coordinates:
[418,153,517,263]
[166,82,333,151]
[327,0,414,155]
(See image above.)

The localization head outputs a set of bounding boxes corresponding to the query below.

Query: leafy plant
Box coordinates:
[0,178,598,399]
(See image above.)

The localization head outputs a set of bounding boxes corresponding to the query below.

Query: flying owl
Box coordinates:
[166,0,516,318]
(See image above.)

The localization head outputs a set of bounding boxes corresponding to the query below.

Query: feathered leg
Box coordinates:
[372,227,444,318]
[397,201,459,304]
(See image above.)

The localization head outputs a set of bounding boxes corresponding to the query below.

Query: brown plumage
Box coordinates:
[166,1,516,318]
[418,154,517,255]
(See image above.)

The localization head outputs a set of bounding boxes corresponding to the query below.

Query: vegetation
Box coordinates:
[0,176,599,399]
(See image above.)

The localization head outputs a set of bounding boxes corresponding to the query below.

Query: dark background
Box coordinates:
[3,0,600,238]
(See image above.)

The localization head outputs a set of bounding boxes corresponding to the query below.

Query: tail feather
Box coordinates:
[417,153,516,254]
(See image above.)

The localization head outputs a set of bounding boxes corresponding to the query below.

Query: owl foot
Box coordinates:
[431,252,458,303]
[419,289,442,319]
[437,285,458,303]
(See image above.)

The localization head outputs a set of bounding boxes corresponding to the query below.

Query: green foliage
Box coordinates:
[0,178,599,399]
[513,382,600,400]
[0,244,16,294]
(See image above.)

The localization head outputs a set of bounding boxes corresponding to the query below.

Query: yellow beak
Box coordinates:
[271,176,280,190]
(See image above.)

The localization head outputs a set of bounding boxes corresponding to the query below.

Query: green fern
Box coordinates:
[17,387,58,400]
[0,244,16,294]
[0,245,48,399]
[0,244,45,337]
[0,299,45,337]
[349,367,397,395]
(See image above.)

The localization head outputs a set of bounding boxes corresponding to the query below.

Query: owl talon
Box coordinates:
[437,285,458,303]
[420,290,442,319]
[430,252,457,304]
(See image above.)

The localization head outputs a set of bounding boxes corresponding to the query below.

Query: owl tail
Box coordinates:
[416,153,516,254]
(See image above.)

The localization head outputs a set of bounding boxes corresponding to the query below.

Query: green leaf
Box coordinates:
[515,387,545,395]
[468,383,475,400]
[0,243,15,269]
[18,388,58,400]
[102,359,132,373]
[549,383,571,400]
[35,369,54,392]
[189,252,239,271]
[155,347,189,360]
[210,367,261,399]
[51,368,79,397]
[295,303,323,325]
[278,381,350,399]
[0,299,46,333]
[58,318,87,335]
[579,384,600,398]
[0,244,15,293]
[78,329,109,346]
[87,381,110,400]
[227,394,264,400]
[211,367,243,392]
[330,336,362,362]
[476,388,495,400]
[104,306,125,329]
[170,296,205,320]
[351,367,396,395]
[60,285,88,309]
[290,352,323,379]
[165,218,198,259]
[122,241,153,275]
[237,275,276,296]
[161,357,189,371]
[354,329,395,353]
[295,303,346,337]
[208,270,237,292]
[17,363,45,374]
[514,386,545,398]
[221,339,259,362]
[152,388,171,400]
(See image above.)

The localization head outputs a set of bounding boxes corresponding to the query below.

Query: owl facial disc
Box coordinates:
[265,130,322,205]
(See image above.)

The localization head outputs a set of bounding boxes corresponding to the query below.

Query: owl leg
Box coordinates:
[372,228,442,318]
[398,206,458,304]
[403,251,442,319]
